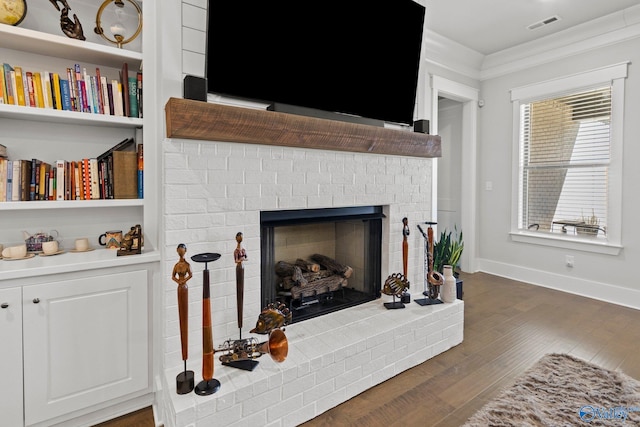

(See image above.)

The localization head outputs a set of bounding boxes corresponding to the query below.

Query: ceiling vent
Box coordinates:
[527,15,561,31]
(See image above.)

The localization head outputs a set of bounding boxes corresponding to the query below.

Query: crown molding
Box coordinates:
[425,4,640,82]
[480,5,640,80]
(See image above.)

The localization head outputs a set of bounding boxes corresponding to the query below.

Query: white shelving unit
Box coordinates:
[0,2,159,425]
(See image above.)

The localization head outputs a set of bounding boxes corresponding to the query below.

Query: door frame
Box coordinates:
[430,75,479,272]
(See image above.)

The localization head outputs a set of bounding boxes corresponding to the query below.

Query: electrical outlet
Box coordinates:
[566,255,574,268]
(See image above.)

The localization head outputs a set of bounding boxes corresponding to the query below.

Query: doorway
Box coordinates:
[431,76,479,272]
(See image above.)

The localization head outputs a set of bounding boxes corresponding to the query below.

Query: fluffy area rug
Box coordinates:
[462,353,640,426]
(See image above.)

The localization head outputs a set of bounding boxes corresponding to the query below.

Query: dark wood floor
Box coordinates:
[301,272,640,427]
[104,272,640,426]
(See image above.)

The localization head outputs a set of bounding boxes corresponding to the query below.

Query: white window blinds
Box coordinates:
[518,86,611,237]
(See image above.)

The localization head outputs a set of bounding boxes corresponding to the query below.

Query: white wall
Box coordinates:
[476,36,640,308]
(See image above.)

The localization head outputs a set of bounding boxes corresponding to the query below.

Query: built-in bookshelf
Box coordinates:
[0,4,157,271]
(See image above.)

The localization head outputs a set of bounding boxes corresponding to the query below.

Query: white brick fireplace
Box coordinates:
[160,101,464,426]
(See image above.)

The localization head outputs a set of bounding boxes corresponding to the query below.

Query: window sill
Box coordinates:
[509,230,622,255]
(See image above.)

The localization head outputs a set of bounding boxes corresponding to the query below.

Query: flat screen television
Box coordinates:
[206,0,426,127]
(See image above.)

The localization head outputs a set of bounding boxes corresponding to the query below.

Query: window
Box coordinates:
[510,63,627,254]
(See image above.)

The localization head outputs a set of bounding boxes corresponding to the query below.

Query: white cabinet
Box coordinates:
[2,269,149,426]
[22,270,149,425]
[0,287,23,427]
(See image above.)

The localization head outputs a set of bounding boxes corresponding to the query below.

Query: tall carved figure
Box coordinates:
[234,232,248,335]
[191,252,222,395]
[172,243,194,394]
[402,217,410,278]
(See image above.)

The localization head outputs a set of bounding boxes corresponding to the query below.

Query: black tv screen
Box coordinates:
[206,0,426,126]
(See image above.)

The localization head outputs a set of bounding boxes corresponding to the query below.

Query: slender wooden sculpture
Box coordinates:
[172,244,194,394]
[402,217,410,277]
[415,222,444,306]
[234,232,247,336]
[191,252,222,395]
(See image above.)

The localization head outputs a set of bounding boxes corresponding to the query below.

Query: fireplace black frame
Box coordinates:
[260,206,384,322]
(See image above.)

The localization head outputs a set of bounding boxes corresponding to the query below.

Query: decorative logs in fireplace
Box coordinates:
[276,254,353,301]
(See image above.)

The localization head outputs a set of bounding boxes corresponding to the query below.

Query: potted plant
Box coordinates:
[433,226,464,276]
[576,209,601,236]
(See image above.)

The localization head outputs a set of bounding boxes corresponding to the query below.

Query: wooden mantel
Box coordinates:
[165,98,441,158]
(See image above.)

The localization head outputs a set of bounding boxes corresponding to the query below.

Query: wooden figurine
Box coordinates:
[117,224,142,256]
[172,244,194,394]
[234,232,248,336]
[402,217,410,277]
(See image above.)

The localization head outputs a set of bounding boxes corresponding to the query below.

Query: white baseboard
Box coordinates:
[476,258,640,310]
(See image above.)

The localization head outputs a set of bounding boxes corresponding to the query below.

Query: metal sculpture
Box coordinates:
[49,0,86,40]
[414,222,444,306]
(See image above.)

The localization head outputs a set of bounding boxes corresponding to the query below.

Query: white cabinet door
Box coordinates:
[22,270,149,426]
[0,287,24,427]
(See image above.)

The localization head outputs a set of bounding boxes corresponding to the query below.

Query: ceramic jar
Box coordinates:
[441,265,457,303]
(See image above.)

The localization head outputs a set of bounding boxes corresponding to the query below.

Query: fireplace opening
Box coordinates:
[261,206,383,323]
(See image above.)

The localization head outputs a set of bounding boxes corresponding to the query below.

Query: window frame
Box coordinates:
[509,63,627,255]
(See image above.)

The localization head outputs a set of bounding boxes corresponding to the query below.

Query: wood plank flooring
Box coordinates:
[103,272,640,426]
[300,272,640,427]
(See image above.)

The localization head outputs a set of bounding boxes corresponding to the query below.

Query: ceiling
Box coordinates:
[421,0,640,55]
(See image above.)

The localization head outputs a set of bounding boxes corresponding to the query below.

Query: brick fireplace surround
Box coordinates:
[160,99,464,427]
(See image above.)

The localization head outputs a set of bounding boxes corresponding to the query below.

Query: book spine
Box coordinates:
[82,158,91,199]
[30,158,38,201]
[101,76,110,115]
[49,167,55,200]
[137,143,143,198]
[52,73,62,110]
[121,62,130,117]
[14,66,26,106]
[42,71,52,108]
[55,160,65,201]
[0,65,5,104]
[33,72,45,108]
[20,160,30,201]
[0,159,6,202]
[83,68,94,113]
[11,160,20,201]
[128,76,138,118]
[26,71,36,107]
[3,64,15,105]
[38,162,49,200]
[60,79,72,111]
[107,83,115,116]
[137,71,142,118]
[96,68,104,114]
[5,160,12,202]
[90,158,99,199]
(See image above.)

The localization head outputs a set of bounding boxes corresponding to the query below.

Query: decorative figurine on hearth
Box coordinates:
[49,0,86,40]
[382,272,410,309]
[401,217,411,303]
[414,222,444,306]
[234,232,248,335]
[172,243,194,394]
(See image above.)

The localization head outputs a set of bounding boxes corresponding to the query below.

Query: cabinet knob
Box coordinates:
[33,298,40,304]
[1,303,8,309]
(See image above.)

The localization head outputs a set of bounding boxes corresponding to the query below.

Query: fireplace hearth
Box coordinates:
[261,206,383,323]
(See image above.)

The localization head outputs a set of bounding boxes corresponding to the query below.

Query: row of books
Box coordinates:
[0,139,143,202]
[0,61,142,118]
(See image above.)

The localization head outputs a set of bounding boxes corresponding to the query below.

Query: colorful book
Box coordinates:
[136,71,142,118]
[38,161,50,200]
[90,158,99,199]
[56,160,66,201]
[33,72,45,108]
[42,71,53,109]
[121,62,130,117]
[0,159,6,202]
[137,143,143,198]
[5,160,12,201]
[14,66,26,106]
[52,73,62,110]
[11,160,20,201]
[0,66,5,104]
[3,64,15,105]
[19,160,30,201]
[128,76,138,118]
[25,71,36,107]
[59,79,72,111]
